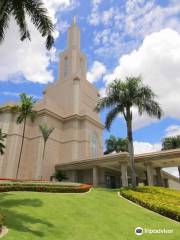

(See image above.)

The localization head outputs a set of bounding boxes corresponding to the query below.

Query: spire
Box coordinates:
[73,16,77,25]
[67,16,80,49]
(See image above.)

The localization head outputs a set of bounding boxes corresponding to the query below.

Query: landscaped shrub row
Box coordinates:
[120,187,180,222]
[0,182,81,188]
[0,184,91,193]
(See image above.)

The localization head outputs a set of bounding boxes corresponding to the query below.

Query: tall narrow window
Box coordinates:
[91,132,98,158]
[64,57,68,77]
[80,58,84,75]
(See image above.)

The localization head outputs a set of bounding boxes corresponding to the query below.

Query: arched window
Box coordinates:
[91,132,98,158]
[64,57,68,77]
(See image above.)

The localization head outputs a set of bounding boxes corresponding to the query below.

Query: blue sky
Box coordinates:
[0,0,180,160]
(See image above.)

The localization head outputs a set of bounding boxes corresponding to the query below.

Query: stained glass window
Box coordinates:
[91,132,98,158]
[64,57,68,77]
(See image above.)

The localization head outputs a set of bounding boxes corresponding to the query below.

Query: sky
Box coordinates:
[0,0,180,176]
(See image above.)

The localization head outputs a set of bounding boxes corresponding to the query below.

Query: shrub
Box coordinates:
[0,182,91,193]
[52,170,68,182]
[120,186,180,222]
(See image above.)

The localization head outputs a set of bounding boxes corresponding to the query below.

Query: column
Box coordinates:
[93,166,98,187]
[71,170,77,182]
[156,167,163,186]
[121,163,128,187]
[146,164,154,186]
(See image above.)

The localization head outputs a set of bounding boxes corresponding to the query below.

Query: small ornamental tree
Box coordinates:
[39,123,54,179]
[11,93,37,179]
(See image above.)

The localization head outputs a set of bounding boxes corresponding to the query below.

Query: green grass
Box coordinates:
[0,188,179,240]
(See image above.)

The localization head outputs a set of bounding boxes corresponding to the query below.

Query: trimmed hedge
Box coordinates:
[120,186,180,222]
[0,182,91,193]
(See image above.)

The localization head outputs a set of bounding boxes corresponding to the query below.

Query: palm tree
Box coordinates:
[11,93,37,179]
[104,135,128,155]
[162,135,180,178]
[0,129,6,155]
[0,0,54,49]
[96,76,162,187]
[39,123,54,179]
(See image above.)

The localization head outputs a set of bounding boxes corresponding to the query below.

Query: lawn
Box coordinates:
[0,188,179,240]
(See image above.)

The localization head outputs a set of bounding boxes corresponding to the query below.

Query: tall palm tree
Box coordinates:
[104,135,128,155]
[162,135,180,178]
[0,0,54,49]
[96,77,162,187]
[0,129,6,155]
[11,93,37,179]
[39,123,54,179]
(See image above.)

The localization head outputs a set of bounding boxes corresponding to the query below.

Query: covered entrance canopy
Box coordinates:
[55,149,180,187]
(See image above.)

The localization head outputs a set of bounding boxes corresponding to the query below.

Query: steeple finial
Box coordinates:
[73,16,77,25]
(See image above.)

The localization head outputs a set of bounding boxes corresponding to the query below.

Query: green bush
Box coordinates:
[120,186,180,221]
[0,182,91,193]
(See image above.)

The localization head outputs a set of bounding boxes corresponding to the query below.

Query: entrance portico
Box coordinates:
[56,149,180,189]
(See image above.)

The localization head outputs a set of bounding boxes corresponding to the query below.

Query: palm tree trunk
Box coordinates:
[178,166,180,178]
[126,110,136,188]
[41,141,46,180]
[16,116,27,179]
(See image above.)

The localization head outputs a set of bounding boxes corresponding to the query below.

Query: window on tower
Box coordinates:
[91,132,98,158]
[64,57,68,77]
[80,58,84,75]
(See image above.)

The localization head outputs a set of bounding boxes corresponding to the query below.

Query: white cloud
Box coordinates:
[163,167,179,178]
[89,0,180,58]
[104,29,180,128]
[165,125,180,137]
[0,0,76,84]
[134,141,161,154]
[87,61,106,83]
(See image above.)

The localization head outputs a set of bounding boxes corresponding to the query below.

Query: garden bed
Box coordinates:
[120,186,180,221]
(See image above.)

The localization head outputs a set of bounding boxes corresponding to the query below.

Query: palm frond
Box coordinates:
[0,0,12,43]
[24,0,54,49]
[39,123,54,143]
[105,106,121,130]
[11,0,31,41]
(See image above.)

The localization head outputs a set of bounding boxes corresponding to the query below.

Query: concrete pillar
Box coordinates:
[121,163,128,187]
[146,164,154,186]
[71,170,77,182]
[156,167,163,186]
[93,166,98,187]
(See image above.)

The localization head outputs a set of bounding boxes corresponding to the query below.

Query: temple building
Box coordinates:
[0,18,180,189]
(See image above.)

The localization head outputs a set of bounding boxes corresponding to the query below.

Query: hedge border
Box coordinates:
[0,184,91,193]
[120,188,180,222]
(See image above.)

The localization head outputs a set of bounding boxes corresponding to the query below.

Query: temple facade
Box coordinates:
[0,18,103,180]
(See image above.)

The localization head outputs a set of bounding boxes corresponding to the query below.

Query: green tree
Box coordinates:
[39,123,54,179]
[162,135,180,177]
[0,129,6,155]
[104,135,128,155]
[11,93,37,179]
[0,0,54,50]
[96,77,162,187]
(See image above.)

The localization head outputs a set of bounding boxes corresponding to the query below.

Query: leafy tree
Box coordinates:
[0,129,6,155]
[11,93,37,179]
[0,0,54,49]
[104,135,128,155]
[162,135,180,177]
[39,123,54,179]
[96,76,162,187]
